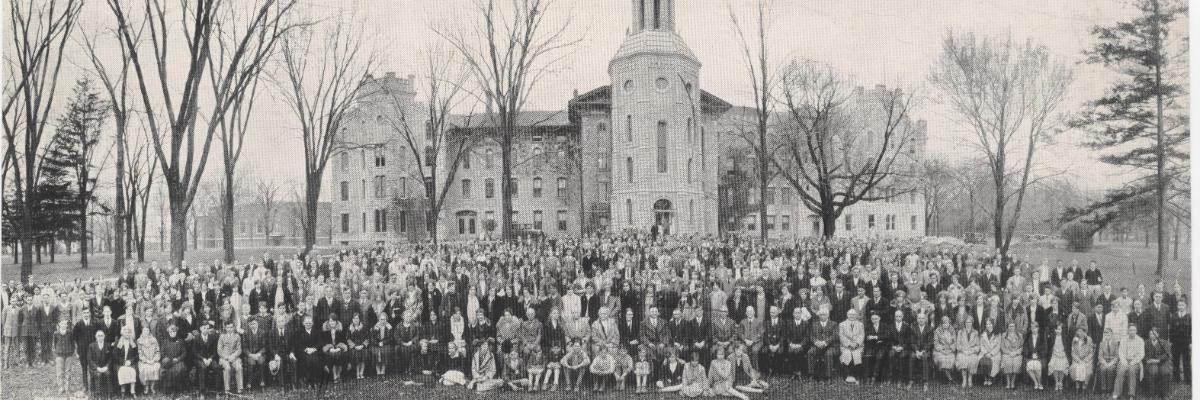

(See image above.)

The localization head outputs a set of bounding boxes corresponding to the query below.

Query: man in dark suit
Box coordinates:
[242,318,268,389]
[763,305,787,376]
[1087,304,1106,344]
[829,280,852,323]
[37,293,59,363]
[191,322,220,393]
[267,311,295,388]
[807,306,838,381]
[639,306,670,362]
[864,311,889,384]
[582,284,601,323]
[685,305,711,364]
[313,287,343,327]
[291,315,323,387]
[72,309,97,391]
[886,309,911,385]
[908,312,934,390]
[97,306,119,345]
[784,306,810,378]
[88,330,114,396]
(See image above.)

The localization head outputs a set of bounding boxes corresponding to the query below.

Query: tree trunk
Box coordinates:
[49,239,56,263]
[500,119,515,241]
[222,169,236,263]
[113,116,126,274]
[169,202,188,267]
[1152,3,1168,275]
[1172,217,1180,261]
[19,191,34,285]
[303,171,322,255]
[36,241,42,264]
[821,207,837,238]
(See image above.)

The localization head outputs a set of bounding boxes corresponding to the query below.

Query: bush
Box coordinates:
[1061,222,1096,252]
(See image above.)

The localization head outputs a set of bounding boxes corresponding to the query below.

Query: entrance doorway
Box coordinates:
[653,199,673,235]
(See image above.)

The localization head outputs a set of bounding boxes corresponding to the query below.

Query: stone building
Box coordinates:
[328,0,926,244]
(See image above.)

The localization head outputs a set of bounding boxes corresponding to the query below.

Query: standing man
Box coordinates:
[71,309,96,391]
[1112,323,1145,399]
[218,322,244,393]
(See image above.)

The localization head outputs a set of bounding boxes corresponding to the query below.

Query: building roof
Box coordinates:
[567,85,733,123]
[609,30,699,69]
[446,110,571,129]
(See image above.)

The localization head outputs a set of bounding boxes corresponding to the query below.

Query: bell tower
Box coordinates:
[609,0,716,236]
[631,0,676,33]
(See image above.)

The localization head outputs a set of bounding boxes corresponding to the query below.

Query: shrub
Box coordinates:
[1061,221,1096,252]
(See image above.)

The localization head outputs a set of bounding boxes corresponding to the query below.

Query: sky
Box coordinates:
[57,0,1173,207]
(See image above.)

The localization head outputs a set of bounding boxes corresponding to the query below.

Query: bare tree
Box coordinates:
[105,0,299,266]
[254,179,279,242]
[774,60,919,238]
[383,45,475,244]
[3,0,83,283]
[276,10,376,255]
[437,0,582,240]
[929,32,1073,257]
[124,136,157,262]
[917,159,952,236]
[82,20,142,272]
[729,0,779,243]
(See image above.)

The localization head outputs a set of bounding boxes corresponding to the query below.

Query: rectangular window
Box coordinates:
[557,177,567,198]
[845,214,853,231]
[485,178,495,198]
[533,210,543,230]
[374,148,386,167]
[374,175,386,198]
[532,178,543,198]
[424,146,434,167]
[768,215,776,230]
[911,215,918,231]
[374,209,388,232]
[399,177,407,197]
[399,210,407,233]
[340,181,349,201]
[782,215,791,231]
[461,179,472,198]
[510,178,519,198]
[868,214,876,229]
[781,188,791,205]
[485,149,494,169]
[598,155,609,171]
[461,151,471,169]
[557,210,568,231]
[656,121,668,173]
[340,213,350,233]
[765,187,775,205]
[340,152,349,171]
[484,211,495,232]
[599,181,610,198]
[362,179,367,199]
[361,212,367,233]
[686,159,692,183]
[626,157,634,183]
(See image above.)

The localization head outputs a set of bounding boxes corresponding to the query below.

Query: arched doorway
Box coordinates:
[456,210,478,237]
[653,199,673,236]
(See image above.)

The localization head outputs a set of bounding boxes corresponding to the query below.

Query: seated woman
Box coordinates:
[1069,327,1094,390]
[999,321,1024,390]
[524,342,546,391]
[159,323,189,393]
[709,346,748,400]
[1024,321,1047,390]
[634,349,653,393]
[561,339,591,392]
[657,348,686,391]
[346,313,370,380]
[114,324,140,396]
[933,315,957,383]
[370,315,392,376]
[612,345,634,391]
[137,325,162,394]
[978,319,1001,386]
[502,340,531,390]
[466,342,504,392]
[321,313,348,383]
[1144,327,1173,398]
[679,352,710,398]
[729,341,767,392]
[589,342,616,392]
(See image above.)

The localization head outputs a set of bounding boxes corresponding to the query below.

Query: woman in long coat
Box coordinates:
[1068,327,1093,390]
[137,325,161,394]
[708,346,748,400]
[679,352,710,398]
[999,321,1025,389]
[933,315,957,382]
[954,320,979,388]
[321,313,347,383]
[370,313,392,376]
[977,319,1001,386]
[114,325,139,396]
[346,313,369,379]
[159,324,189,393]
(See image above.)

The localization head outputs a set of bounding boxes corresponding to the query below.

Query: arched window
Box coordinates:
[532,177,543,198]
[700,127,706,168]
[689,199,695,223]
[687,158,692,183]
[638,0,646,30]
[656,121,668,173]
[653,0,661,29]
[686,117,693,143]
[485,148,494,169]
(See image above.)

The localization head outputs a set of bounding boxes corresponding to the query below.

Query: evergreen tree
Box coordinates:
[1070,0,1189,275]
[42,78,108,267]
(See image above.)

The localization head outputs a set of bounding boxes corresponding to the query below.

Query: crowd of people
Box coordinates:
[0,232,1191,399]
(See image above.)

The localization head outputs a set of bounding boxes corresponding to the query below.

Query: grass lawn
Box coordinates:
[0,360,1190,400]
[1008,240,1192,290]
[1,247,310,284]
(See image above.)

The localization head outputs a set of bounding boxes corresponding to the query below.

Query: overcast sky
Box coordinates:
[65,0,1169,205]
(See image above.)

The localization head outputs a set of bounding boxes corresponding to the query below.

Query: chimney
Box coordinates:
[573,88,579,98]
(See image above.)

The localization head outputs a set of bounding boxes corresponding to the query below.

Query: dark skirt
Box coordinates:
[350,345,370,364]
[371,344,393,364]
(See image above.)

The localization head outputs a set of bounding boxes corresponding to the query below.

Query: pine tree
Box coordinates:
[43,78,108,267]
[1070,0,1189,275]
